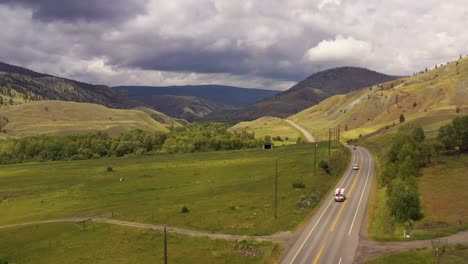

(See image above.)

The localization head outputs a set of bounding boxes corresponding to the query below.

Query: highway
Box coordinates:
[281,145,374,264]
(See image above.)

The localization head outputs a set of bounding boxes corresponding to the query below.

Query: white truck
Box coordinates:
[334,188,346,202]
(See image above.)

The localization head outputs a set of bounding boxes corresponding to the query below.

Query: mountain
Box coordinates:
[113,85,280,120]
[287,57,468,141]
[214,67,400,121]
[0,61,139,109]
[0,101,168,138]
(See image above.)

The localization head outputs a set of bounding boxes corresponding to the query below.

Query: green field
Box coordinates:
[0,143,347,236]
[0,222,278,264]
[366,244,468,264]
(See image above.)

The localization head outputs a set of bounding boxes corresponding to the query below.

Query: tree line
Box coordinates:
[0,123,264,164]
[381,123,426,225]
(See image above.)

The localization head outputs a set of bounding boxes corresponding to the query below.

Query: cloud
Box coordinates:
[0,1,467,90]
[304,35,372,63]
[0,0,148,22]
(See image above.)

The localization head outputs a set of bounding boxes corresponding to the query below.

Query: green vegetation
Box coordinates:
[362,116,468,240]
[366,244,468,264]
[0,222,278,264]
[437,115,468,152]
[381,124,425,224]
[0,143,348,236]
[0,123,263,164]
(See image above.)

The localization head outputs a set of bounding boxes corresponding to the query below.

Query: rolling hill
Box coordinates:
[216,67,399,121]
[0,101,169,138]
[0,61,139,109]
[113,85,280,120]
[286,57,468,141]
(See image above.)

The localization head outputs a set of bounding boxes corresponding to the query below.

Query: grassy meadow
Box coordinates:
[0,143,346,236]
[366,244,468,264]
[0,222,278,264]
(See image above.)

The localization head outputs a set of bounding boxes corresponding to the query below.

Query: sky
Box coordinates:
[0,0,467,91]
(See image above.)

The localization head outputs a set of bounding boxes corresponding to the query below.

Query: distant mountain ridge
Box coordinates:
[113,85,280,120]
[208,67,400,121]
[0,61,139,109]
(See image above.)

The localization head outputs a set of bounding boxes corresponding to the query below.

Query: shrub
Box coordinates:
[181,206,190,214]
[292,181,306,189]
[318,160,330,174]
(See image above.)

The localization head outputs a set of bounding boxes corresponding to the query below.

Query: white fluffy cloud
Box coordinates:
[304,35,372,63]
[0,0,467,90]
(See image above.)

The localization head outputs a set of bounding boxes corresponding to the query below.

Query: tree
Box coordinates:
[452,115,468,152]
[388,179,423,223]
[399,114,405,123]
[438,124,457,151]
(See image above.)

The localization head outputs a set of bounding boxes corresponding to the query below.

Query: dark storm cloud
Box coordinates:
[1,0,467,89]
[0,0,147,22]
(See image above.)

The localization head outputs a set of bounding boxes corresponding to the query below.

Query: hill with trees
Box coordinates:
[211,67,399,121]
[113,85,279,120]
[286,56,468,142]
[0,61,139,109]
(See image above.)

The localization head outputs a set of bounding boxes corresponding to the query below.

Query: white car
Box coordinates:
[335,188,346,202]
[352,163,359,170]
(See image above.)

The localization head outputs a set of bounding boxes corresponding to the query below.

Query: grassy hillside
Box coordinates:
[134,106,188,127]
[289,56,468,141]
[0,62,139,109]
[0,101,168,138]
[130,94,228,121]
[0,222,277,264]
[229,116,302,144]
[0,144,347,236]
[223,67,399,121]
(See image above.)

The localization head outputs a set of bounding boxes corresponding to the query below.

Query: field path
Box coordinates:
[353,230,468,263]
[285,120,315,142]
[0,217,287,242]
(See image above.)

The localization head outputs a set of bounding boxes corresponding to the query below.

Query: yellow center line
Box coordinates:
[329,150,364,232]
[313,239,328,264]
[312,149,365,264]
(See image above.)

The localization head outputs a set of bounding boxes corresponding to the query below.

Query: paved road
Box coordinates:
[281,145,375,264]
[285,120,315,142]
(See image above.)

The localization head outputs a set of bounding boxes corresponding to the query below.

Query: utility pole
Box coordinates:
[274,159,278,219]
[338,125,340,143]
[314,143,317,177]
[164,225,168,264]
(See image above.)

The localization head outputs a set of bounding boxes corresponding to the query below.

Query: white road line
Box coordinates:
[347,150,372,236]
[288,146,357,263]
[339,257,342,264]
[338,148,357,188]
[289,198,334,264]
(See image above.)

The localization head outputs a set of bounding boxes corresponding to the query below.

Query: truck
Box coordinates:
[334,188,346,202]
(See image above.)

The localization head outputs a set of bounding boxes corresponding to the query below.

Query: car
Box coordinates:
[352,163,359,170]
[335,188,346,202]
[353,146,357,150]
